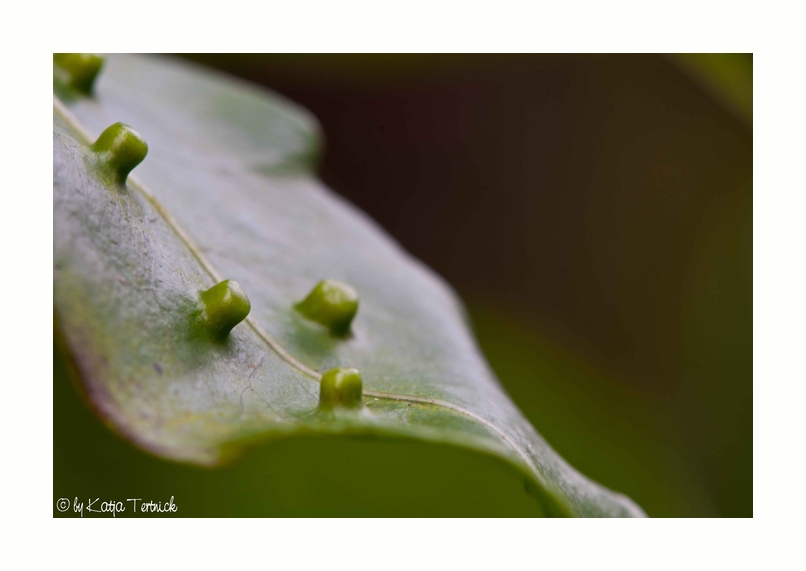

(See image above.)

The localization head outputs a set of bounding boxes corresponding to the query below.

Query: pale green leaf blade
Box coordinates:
[54,54,644,517]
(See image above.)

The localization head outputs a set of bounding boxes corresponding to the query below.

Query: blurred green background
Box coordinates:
[54,54,751,517]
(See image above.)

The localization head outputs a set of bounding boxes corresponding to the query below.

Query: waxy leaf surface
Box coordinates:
[53,54,645,517]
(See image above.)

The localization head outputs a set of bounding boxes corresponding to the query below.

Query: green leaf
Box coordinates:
[53,54,644,517]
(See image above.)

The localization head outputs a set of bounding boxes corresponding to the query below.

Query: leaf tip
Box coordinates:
[294,279,359,336]
[53,53,104,95]
[197,280,251,339]
[319,367,363,410]
[91,122,148,185]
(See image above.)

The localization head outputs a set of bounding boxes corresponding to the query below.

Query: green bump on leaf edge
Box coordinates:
[319,367,363,410]
[53,53,104,94]
[294,279,359,336]
[91,122,148,185]
[197,280,251,339]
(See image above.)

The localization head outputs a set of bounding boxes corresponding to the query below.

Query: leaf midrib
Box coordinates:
[53,96,544,485]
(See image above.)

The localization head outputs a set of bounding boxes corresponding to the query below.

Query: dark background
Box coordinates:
[180,54,752,517]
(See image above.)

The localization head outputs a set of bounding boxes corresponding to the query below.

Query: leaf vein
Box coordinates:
[53,96,540,478]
